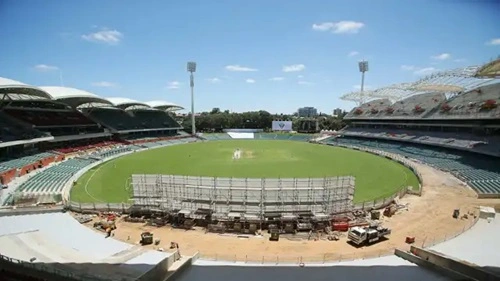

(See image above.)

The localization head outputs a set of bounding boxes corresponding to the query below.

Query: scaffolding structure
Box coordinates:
[131,174,355,217]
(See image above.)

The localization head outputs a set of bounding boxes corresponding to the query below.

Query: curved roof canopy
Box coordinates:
[106,97,151,109]
[0,77,53,100]
[146,100,184,111]
[39,86,113,108]
[341,62,500,105]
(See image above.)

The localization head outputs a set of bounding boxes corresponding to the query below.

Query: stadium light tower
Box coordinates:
[187,61,197,135]
[358,60,369,105]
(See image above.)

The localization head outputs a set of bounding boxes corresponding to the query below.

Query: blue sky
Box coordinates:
[0,0,499,114]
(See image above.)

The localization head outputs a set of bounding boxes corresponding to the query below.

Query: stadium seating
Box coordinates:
[16,158,96,194]
[3,136,198,205]
[340,127,500,155]
[201,133,233,140]
[428,83,500,119]
[2,104,104,137]
[4,108,95,127]
[0,152,57,173]
[85,108,139,130]
[55,140,122,154]
[0,112,45,143]
[388,93,446,118]
[89,145,134,159]
[132,109,180,128]
[345,83,500,120]
[322,136,500,195]
[345,99,391,119]
[85,108,180,131]
[254,133,312,141]
[255,133,278,140]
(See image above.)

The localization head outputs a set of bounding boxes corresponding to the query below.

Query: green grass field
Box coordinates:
[70,140,419,203]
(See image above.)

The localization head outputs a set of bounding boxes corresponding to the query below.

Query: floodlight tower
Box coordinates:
[358,60,369,105]
[187,61,197,135]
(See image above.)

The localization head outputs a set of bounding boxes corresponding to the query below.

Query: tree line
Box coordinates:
[176,108,347,133]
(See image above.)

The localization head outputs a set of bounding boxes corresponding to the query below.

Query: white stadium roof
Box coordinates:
[340,62,500,105]
[0,77,53,99]
[0,77,26,86]
[146,100,184,111]
[39,86,113,107]
[106,97,151,109]
[0,77,184,109]
[40,86,101,100]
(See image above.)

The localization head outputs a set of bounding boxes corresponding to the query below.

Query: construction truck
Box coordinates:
[348,226,391,246]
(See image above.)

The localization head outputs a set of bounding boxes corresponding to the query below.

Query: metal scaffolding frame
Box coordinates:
[131,174,355,217]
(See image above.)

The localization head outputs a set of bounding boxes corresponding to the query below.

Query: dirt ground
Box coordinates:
[79,160,499,263]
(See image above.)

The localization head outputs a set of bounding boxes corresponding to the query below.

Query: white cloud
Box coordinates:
[269,77,284,81]
[298,81,313,85]
[401,65,439,76]
[91,81,117,87]
[282,64,305,72]
[312,21,365,34]
[486,38,500,45]
[33,64,59,72]
[245,79,256,84]
[225,65,258,72]
[400,65,416,71]
[414,67,439,75]
[82,28,123,45]
[431,53,451,60]
[353,85,373,90]
[348,51,359,57]
[166,81,181,89]
[206,77,221,83]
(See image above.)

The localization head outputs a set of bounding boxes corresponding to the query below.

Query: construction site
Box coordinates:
[126,174,403,242]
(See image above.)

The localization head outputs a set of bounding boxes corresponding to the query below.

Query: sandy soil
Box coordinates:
[80,160,499,263]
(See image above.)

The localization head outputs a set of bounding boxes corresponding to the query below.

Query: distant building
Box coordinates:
[297,107,318,117]
[333,108,343,117]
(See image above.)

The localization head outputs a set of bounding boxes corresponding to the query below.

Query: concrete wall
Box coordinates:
[0,254,83,281]
[394,249,469,280]
[166,252,198,281]
[409,246,500,281]
[0,206,64,217]
[136,252,178,281]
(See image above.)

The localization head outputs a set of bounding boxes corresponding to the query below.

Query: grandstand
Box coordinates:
[84,97,181,133]
[0,77,188,206]
[321,137,500,195]
[200,132,313,141]
[338,60,500,197]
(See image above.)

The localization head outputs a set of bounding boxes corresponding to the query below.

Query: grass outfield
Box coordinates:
[70,140,420,203]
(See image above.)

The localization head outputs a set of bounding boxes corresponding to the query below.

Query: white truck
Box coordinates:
[348,226,391,246]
